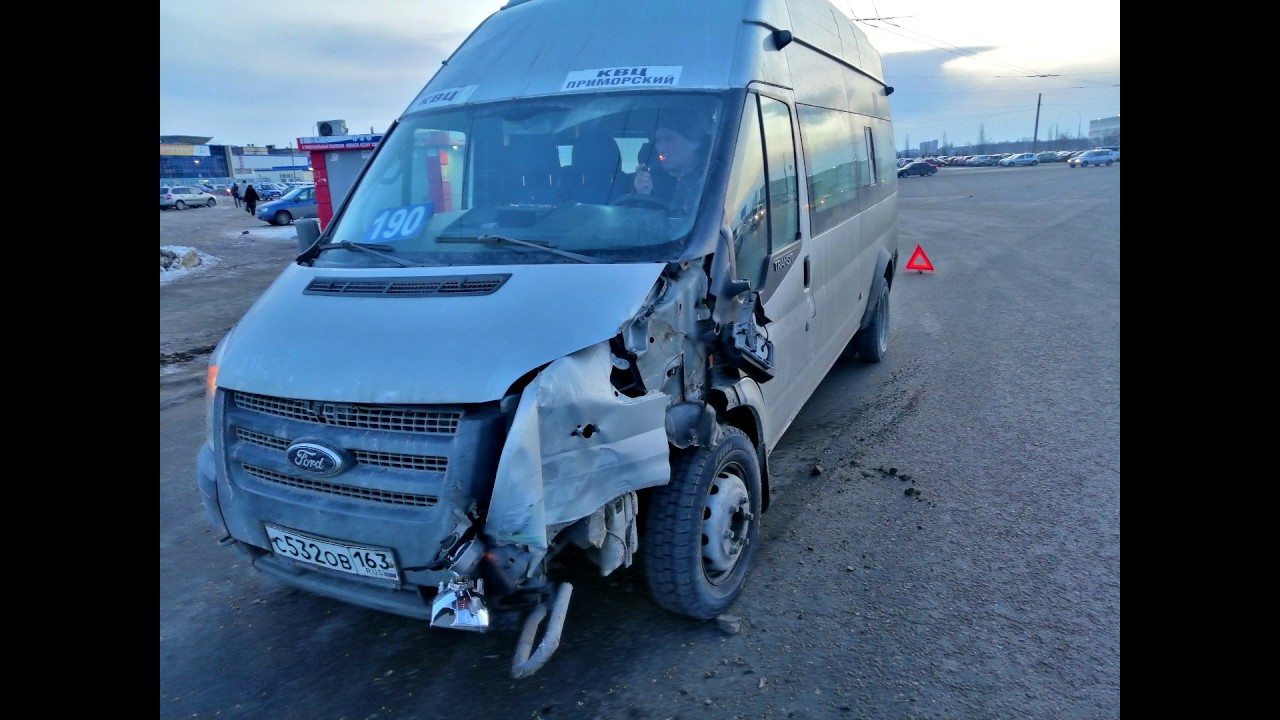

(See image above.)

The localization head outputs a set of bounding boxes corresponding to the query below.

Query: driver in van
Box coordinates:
[631,110,708,214]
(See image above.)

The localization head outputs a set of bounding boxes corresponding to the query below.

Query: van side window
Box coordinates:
[875,120,896,182]
[797,105,858,235]
[726,94,769,290]
[760,96,799,250]
[863,126,877,185]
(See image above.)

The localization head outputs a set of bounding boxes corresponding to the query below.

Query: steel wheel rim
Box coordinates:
[702,464,752,584]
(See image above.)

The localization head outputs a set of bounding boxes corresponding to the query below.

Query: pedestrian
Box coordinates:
[231,182,242,208]
[243,184,259,215]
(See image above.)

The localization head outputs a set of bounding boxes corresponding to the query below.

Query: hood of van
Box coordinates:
[213,262,667,405]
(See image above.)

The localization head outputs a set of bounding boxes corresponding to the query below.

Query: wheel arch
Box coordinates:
[857,247,897,331]
[706,383,771,513]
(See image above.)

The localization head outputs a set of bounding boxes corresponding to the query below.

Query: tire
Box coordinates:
[206,199,216,207]
[1031,161,1038,166]
[1105,160,1113,166]
[853,278,890,362]
[273,210,293,226]
[644,426,762,620]
[175,201,186,210]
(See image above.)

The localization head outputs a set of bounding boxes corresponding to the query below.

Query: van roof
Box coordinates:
[406,0,886,113]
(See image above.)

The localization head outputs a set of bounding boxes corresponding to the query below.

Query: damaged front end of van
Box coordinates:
[197,257,771,678]
[196,86,779,677]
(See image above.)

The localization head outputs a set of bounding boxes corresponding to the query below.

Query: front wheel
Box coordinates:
[206,199,216,207]
[273,210,293,225]
[644,426,761,620]
[1105,160,1113,166]
[174,201,186,210]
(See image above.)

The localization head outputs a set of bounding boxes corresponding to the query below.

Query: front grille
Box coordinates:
[244,464,439,507]
[234,392,460,434]
[225,391,503,511]
[236,428,448,472]
[354,449,447,472]
[237,428,289,450]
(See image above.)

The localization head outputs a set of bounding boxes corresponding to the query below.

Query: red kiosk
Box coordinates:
[297,127,383,229]
[298,127,457,229]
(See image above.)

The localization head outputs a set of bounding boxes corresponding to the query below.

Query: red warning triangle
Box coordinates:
[906,244,934,272]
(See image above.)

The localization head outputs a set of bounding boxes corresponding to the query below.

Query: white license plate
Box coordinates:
[265,525,399,581]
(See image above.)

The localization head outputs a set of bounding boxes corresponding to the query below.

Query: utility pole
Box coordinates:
[1032,93,1042,152]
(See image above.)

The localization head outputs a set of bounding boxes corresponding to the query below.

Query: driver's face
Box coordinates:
[655,127,697,176]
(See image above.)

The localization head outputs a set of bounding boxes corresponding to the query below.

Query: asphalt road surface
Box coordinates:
[160,162,1120,719]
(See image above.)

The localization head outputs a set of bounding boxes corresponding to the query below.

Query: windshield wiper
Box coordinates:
[438,234,601,264]
[315,241,416,267]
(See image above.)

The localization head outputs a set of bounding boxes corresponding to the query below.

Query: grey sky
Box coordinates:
[159,1,1119,151]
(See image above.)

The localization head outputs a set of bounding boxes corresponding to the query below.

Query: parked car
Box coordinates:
[967,155,999,166]
[1068,149,1115,168]
[256,184,319,225]
[999,153,1039,167]
[255,182,286,200]
[160,185,218,210]
[898,161,937,178]
[1035,151,1060,163]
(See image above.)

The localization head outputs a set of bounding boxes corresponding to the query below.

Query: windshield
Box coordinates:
[317,91,726,267]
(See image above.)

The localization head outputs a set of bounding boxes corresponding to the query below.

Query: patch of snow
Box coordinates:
[223,224,299,240]
[161,246,221,285]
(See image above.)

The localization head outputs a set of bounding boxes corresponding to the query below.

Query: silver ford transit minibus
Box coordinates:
[197,0,899,677]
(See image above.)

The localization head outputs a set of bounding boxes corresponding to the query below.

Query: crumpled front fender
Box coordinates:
[484,342,671,553]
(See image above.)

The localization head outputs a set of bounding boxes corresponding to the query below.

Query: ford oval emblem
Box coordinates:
[285,441,346,477]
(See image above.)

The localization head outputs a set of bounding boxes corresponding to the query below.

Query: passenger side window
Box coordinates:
[760,96,798,251]
[725,95,769,291]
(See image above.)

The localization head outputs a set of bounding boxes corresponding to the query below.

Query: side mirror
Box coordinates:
[295,218,321,253]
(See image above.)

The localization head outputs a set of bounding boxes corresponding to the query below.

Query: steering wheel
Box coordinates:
[610,193,668,209]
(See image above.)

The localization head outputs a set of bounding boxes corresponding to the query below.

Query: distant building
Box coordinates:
[1088,116,1120,146]
[919,140,939,156]
[159,136,313,185]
